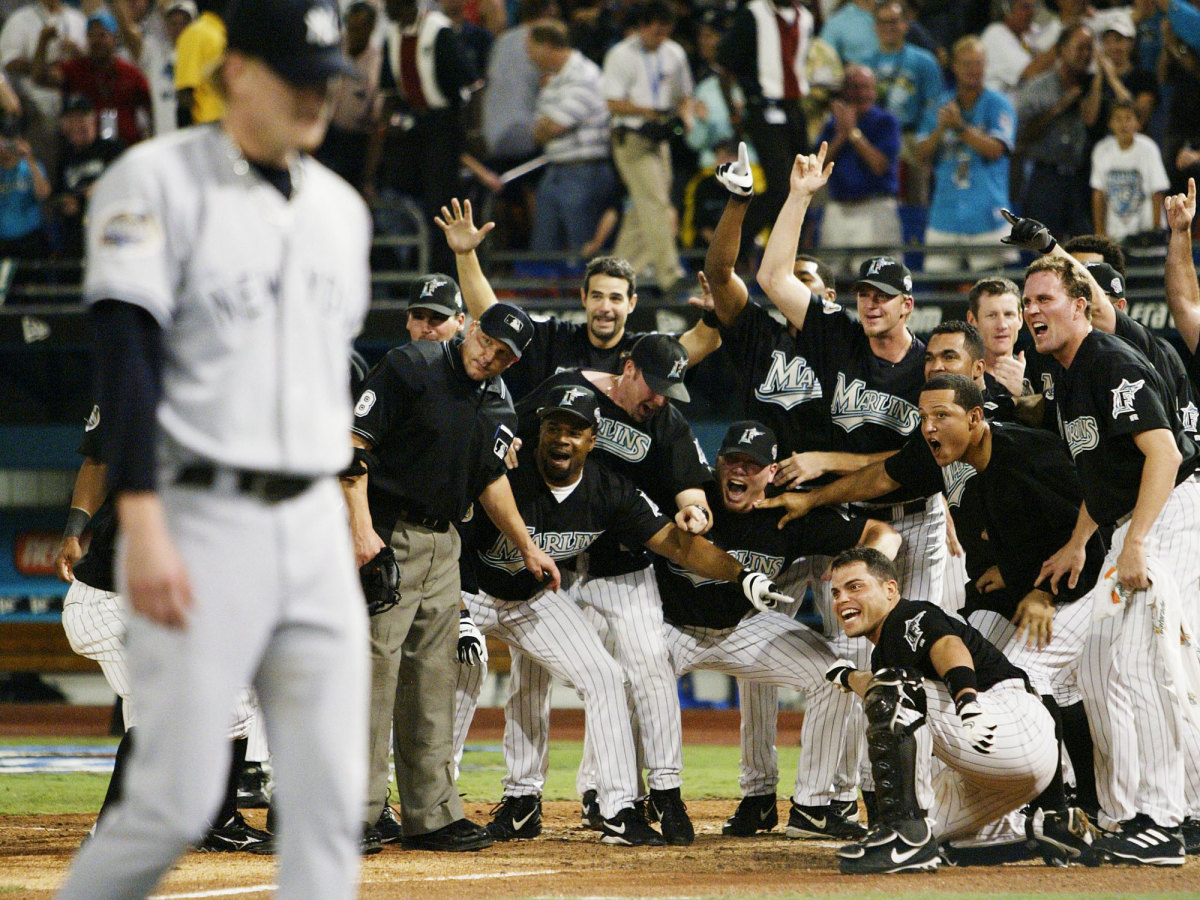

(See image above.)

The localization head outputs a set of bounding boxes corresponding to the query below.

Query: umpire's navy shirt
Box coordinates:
[352,337,515,536]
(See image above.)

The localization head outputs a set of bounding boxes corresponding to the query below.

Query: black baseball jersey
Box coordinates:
[468,443,670,601]
[1055,330,1199,527]
[502,317,647,401]
[70,404,117,594]
[1113,309,1200,445]
[655,481,870,629]
[718,300,832,457]
[981,372,1019,423]
[872,599,1027,691]
[352,338,516,535]
[1021,348,1062,435]
[515,369,712,576]
[794,299,928,501]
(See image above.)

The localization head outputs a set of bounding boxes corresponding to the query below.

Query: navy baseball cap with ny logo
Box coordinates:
[225,0,359,86]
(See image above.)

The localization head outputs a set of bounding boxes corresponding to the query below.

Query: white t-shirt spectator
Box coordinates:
[1090,132,1170,240]
[601,34,692,129]
[979,19,1056,96]
[0,0,87,116]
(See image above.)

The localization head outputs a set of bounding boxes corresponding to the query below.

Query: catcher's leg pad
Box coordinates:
[864,667,926,825]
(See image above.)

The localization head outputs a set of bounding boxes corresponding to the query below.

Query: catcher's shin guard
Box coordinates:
[864,668,926,825]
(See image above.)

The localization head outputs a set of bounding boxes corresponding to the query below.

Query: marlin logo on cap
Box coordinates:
[668,357,686,379]
[866,257,887,276]
[505,314,524,332]
[420,276,446,298]
[739,426,765,444]
[561,387,589,405]
[305,5,340,46]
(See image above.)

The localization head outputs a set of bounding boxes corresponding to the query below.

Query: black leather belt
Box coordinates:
[848,497,928,522]
[175,464,315,504]
[397,509,450,533]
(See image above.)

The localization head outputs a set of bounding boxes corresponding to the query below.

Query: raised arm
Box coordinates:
[435,198,499,319]
[1164,178,1200,354]
[756,144,832,332]
[703,141,754,327]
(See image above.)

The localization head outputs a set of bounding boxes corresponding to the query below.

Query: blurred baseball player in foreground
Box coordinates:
[55,1,372,897]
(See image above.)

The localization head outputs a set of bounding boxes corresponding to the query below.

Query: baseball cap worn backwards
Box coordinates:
[408,273,464,317]
[478,302,534,358]
[631,333,690,403]
[719,421,778,467]
[224,0,359,86]
[537,384,601,428]
[855,256,913,296]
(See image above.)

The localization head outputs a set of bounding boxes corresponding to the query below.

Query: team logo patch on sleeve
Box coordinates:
[354,390,376,416]
[1111,378,1145,420]
[493,423,514,460]
[903,611,926,652]
[97,205,163,254]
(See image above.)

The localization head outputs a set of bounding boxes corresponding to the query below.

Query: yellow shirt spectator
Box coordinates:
[174,11,225,124]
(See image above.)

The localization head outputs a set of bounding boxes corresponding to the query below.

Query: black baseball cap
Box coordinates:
[225,0,359,86]
[719,420,778,467]
[854,256,913,297]
[630,333,690,402]
[536,384,601,428]
[478,302,534,358]
[1086,262,1125,299]
[408,273,464,317]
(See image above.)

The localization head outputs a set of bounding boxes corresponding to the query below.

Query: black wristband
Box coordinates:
[460,609,470,621]
[701,308,720,328]
[944,665,978,704]
[1042,237,1058,255]
[64,506,91,539]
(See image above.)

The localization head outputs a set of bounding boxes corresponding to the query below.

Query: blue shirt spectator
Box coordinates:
[868,1,944,132]
[820,0,878,66]
[817,104,900,201]
[1168,0,1200,54]
[0,148,45,241]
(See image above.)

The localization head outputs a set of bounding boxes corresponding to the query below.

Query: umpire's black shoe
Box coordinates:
[486,794,543,841]
[401,818,493,852]
[236,762,271,809]
[375,804,404,845]
[360,823,383,856]
[722,794,778,836]
[198,812,275,855]
[1095,814,1185,866]
[785,801,868,840]
[600,806,666,846]
[581,789,603,830]
[838,819,939,874]
[648,787,694,846]
[1026,807,1102,867]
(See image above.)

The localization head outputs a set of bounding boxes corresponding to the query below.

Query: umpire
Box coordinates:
[343,301,560,852]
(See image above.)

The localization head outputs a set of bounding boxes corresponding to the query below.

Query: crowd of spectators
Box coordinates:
[1,0,1200,296]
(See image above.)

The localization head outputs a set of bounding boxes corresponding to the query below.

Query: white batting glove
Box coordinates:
[955,695,997,754]
[457,610,487,666]
[824,659,858,693]
[739,570,790,613]
[715,141,754,197]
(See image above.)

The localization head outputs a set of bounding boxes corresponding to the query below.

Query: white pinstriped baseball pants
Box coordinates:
[1077,480,1200,829]
[62,580,258,736]
[461,587,639,818]
[743,497,949,803]
[918,681,1058,840]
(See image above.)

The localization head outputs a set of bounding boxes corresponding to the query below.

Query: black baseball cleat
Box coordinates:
[486,794,543,841]
[838,818,939,874]
[1095,814,1185,866]
[198,812,274,855]
[600,806,666,846]
[360,823,383,856]
[786,801,868,840]
[833,798,861,823]
[375,804,403,845]
[581,789,603,830]
[722,794,778,836]
[939,840,1036,867]
[401,818,493,852]
[236,762,271,809]
[648,787,694,846]
[1026,807,1102,867]
[1181,817,1200,855]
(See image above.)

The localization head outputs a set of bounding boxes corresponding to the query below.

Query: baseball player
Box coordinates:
[54,1,372,897]
[345,301,560,853]
[436,197,720,401]
[461,386,792,846]
[1161,179,1200,391]
[656,420,902,838]
[1025,252,1200,864]
[54,403,270,854]
[476,334,712,844]
[826,548,1060,875]
[404,272,466,342]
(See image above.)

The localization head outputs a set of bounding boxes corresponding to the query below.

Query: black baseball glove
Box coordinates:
[360,546,401,616]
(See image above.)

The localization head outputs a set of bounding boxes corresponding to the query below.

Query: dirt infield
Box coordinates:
[2,802,1195,900]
